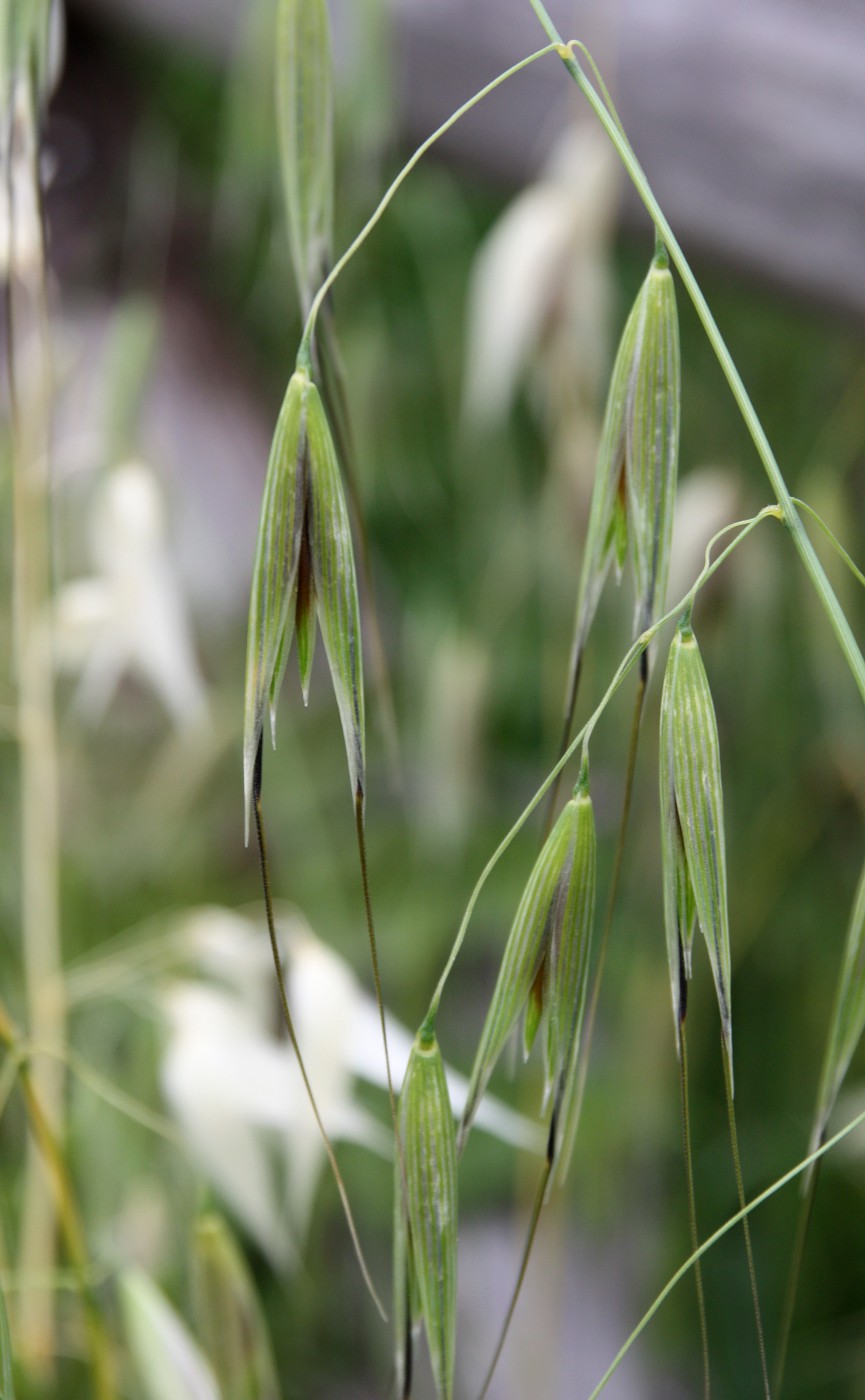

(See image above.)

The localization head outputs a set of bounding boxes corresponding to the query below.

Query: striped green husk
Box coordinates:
[275,0,334,314]
[192,1214,279,1400]
[660,650,697,1054]
[243,371,308,838]
[811,854,865,1152]
[306,381,365,804]
[661,621,733,1074]
[626,254,679,636]
[544,781,596,1105]
[459,799,578,1145]
[397,1029,458,1400]
[572,248,680,658]
[242,369,365,828]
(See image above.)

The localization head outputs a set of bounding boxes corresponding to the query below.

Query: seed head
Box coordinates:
[659,618,732,1074]
[459,760,596,1165]
[574,248,680,656]
[394,1025,457,1400]
[243,369,364,837]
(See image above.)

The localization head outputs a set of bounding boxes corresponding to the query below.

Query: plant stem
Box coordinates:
[6,73,64,1375]
[477,1156,551,1400]
[429,508,778,1021]
[680,1024,711,1399]
[297,42,561,367]
[585,1105,865,1400]
[773,1148,820,1397]
[0,1008,116,1400]
[541,642,583,840]
[251,741,386,1320]
[527,3,865,708]
[721,1035,771,1400]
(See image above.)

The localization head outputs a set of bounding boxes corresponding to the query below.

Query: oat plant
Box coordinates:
[238,3,865,1397]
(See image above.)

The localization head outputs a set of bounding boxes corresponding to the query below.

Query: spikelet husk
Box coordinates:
[243,370,308,837]
[662,620,733,1076]
[459,798,578,1146]
[572,249,680,658]
[275,0,333,313]
[397,1028,457,1400]
[306,380,365,805]
[810,855,865,1155]
[626,253,680,636]
[192,1213,279,1400]
[544,773,596,1103]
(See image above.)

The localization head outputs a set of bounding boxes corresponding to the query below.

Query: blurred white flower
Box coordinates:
[160,907,543,1269]
[463,124,618,428]
[54,460,208,728]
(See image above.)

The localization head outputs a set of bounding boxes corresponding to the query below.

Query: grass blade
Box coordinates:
[192,1213,280,1400]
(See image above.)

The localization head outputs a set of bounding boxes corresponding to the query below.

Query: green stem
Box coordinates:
[528,4,865,707]
[297,42,561,366]
[585,1105,865,1400]
[722,1035,771,1400]
[428,507,778,1021]
[773,1143,820,1397]
[477,1159,552,1400]
[251,743,386,1320]
[680,1024,711,1400]
[0,1010,116,1400]
[560,671,645,1158]
[7,72,64,1375]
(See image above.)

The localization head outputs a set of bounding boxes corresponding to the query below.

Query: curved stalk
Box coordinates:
[527,2,865,706]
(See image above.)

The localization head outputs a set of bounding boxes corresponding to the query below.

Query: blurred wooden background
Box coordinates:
[71,0,865,314]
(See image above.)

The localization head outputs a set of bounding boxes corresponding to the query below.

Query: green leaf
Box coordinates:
[811,855,865,1151]
[399,1027,458,1400]
[664,621,733,1075]
[306,381,365,805]
[626,252,680,635]
[192,1213,280,1400]
[243,370,308,837]
[120,1269,220,1400]
[459,800,578,1145]
[275,0,334,314]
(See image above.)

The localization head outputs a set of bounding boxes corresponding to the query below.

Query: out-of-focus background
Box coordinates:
[3,0,865,1396]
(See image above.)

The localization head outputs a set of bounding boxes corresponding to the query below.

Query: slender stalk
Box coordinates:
[296,43,561,368]
[541,645,582,840]
[721,1036,771,1400]
[251,742,386,1319]
[477,1155,552,1400]
[585,1105,865,1400]
[354,791,403,1156]
[526,3,865,707]
[6,73,64,1374]
[680,1024,710,1399]
[773,1143,821,1397]
[0,1009,116,1400]
[428,508,779,1020]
